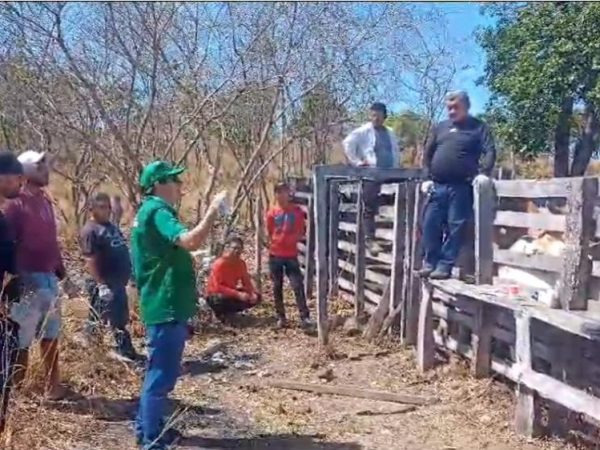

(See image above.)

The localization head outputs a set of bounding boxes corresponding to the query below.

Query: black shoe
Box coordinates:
[276,317,288,329]
[417,267,434,278]
[429,269,451,280]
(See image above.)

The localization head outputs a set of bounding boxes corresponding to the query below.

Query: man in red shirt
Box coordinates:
[205,236,260,323]
[266,182,312,329]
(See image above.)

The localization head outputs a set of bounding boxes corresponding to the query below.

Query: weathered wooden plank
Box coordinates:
[490,359,600,424]
[338,260,389,286]
[474,176,495,284]
[472,303,493,378]
[355,181,366,318]
[406,186,426,345]
[494,211,566,232]
[339,183,400,197]
[328,181,341,296]
[429,279,600,340]
[265,379,438,406]
[493,248,562,273]
[401,182,416,341]
[336,203,396,219]
[434,330,473,359]
[337,240,394,265]
[338,277,384,305]
[514,313,540,437]
[559,177,597,310]
[417,283,435,372]
[313,167,329,346]
[304,194,316,301]
[390,183,406,334]
[494,178,572,198]
[338,221,395,241]
[319,164,424,182]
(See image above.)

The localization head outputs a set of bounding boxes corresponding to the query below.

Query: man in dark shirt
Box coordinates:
[80,192,140,362]
[420,91,496,279]
[0,151,23,434]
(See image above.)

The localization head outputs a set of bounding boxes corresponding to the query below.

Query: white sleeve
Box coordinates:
[342,128,363,166]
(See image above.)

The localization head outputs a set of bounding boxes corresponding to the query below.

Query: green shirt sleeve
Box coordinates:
[153,207,188,244]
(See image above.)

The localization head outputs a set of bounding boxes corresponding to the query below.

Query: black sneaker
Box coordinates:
[276,317,288,329]
[429,269,451,280]
[417,267,434,278]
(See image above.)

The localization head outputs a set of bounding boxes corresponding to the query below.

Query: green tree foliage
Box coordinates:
[479,3,600,176]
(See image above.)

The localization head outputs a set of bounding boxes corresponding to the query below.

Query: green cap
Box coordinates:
[139,160,185,191]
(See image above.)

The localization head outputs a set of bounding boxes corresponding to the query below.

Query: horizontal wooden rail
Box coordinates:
[494,211,566,232]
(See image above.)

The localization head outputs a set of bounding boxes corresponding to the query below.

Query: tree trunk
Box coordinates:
[553,96,573,177]
[571,105,600,176]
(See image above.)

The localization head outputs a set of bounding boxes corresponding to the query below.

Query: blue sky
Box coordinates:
[391,3,496,116]
[441,3,496,114]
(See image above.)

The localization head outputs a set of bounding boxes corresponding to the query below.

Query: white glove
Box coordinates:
[472,174,490,186]
[97,284,114,303]
[209,190,230,216]
[421,180,434,194]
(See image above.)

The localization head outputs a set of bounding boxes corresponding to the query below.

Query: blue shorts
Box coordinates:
[9,272,61,349]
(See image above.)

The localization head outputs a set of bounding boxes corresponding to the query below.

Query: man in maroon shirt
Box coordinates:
[5,151,66,400]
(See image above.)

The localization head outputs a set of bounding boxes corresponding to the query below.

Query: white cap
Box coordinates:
[17,150,46,165]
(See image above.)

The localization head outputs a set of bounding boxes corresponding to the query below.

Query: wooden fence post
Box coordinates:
[417,283,435,372]
[514,313,541,436]
[313,168,329,346]
[406,185,425,345]
[355,180,366,319]
[304,193,316,302]
[471,303,493,378]
[474,176,495,284]
[390,183,405,335]
[401,182,416,341]
[254,193,263,295]
[558,177,597,310]
[328,180,340,297]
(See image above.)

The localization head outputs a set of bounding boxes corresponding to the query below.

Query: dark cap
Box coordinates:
[274,181,290,194]
[370,102,387,116]
[0,152,23,176]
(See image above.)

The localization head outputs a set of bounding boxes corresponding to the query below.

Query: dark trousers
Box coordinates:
[206,294,261,317]
[363,181,380,240]
[422,182,473,273]
[0,318,18,432]
[269,256,309,320]
[85,279,135,356]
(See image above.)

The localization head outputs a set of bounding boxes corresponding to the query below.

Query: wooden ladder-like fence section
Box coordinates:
[293,167,600,442]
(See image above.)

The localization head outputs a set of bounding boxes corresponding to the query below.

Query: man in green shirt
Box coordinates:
[131,160,225,449]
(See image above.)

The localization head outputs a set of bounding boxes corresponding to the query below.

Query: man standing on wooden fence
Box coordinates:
[342,102,401,254]
[420,91,496,280]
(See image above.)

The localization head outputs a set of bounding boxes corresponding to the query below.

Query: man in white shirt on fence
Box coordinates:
[342,102,401,253]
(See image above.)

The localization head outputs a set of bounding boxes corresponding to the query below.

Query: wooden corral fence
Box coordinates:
[418,177,600,443]
[299,167,600,443]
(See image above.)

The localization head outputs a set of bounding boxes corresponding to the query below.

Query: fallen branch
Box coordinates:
[261,379,438,406]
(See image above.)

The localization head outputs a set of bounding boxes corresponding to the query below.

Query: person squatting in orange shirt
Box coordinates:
[205,236,261,323]
[265,182,313,329]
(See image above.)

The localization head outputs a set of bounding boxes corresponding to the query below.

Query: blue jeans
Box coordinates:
[422,182,473,273]
[135,321,187,449]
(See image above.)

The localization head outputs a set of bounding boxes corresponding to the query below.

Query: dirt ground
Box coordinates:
[3,291,580,450]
